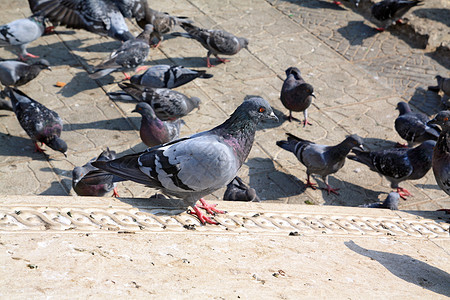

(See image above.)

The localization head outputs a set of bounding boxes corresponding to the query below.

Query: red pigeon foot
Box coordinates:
[322,184,340,195]
[376,27,385,32]
[112,187,120,197]
[396,187,411,199]
[306,178,317,190]
[34,142,45,153]
[188,205,219,225]
[197,198,225,215]
[333,0,342,5]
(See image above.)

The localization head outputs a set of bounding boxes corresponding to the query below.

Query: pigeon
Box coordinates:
[394,101,440,147]
[72,148,121,197]
[175,23,249,68]
[0,98,13,111]
[132,102,181,147]
[137,8,191,48]
[276,133,364,195]
[0,59,51,87]
[89,24,153,80]
[6,87,67,155]
[348,140,435,199]
[110,82,201,121]
[428,75,450,107]
[129,64,213,89]
[28,0,155,41]
[223,176,261,202]
[280,67,316,125]
[371,0,423,31]
[359,192,400,210]
[0,15,47,61]
[92,96,278,224]
[427,111,450,197]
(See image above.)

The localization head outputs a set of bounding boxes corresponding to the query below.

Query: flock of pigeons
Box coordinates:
[0,0,448,224]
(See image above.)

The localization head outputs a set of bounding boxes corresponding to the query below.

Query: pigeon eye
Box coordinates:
[444,117,449,122]
[259,107,265,113]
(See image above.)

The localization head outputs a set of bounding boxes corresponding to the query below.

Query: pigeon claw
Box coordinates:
[216,56,230,64]
[112,187,120,198]
[395,142,409,148]
[122,72,131,80]
[322,185,340,195]
[396,187,412,199]
[396,19,405,25]
[25,53,40,59]
[305,179,317,190]
[188,205,219,225]
[34,142,46,153]
[135,66,149,73]
[197,198,225,215]
[333,0,342,5]
[375,27,385,32]
[302,119,313,127]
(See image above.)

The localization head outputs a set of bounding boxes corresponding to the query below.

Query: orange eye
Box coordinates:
[259,107,265,113]
[445,117,449,122]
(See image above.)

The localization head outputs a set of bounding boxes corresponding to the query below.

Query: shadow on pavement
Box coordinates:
[345,240,450,297]
[337,21,378,46]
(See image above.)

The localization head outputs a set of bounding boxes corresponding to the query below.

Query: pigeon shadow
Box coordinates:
[413,8,450,27]
[408,87,442,116]
[345,240,450,297]
[400,210,450,224]
[426,48,450,71]
[0,133,48,159]
[66,117,139,132]
[359,137,398,151]
[246,157,305,200]
[40,167,72,179]
[39,179,71,196]
[274,0,346,11]
[58,69,104,97]
[337,21,378,46]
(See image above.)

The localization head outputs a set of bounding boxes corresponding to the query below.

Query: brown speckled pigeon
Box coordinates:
[92,96,278,225]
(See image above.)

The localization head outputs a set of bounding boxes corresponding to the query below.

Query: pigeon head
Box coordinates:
[47,136,68,156]
[34,59,51,70]
[137,24,154,42]
[97,148,116,161]
[72,166,84,185]
[239,37,249,49]
[385,192,400,210]
[132,102,157,119]
[428,110,450,129]
[345,134,364,150]
[300,83,315,98]
[241,96,278,123]
[396,101,412,115]
[190,97,201,109]
[285,67,301,78]
[417,140,437,153]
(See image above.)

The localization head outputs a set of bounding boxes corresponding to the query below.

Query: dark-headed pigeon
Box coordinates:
[72,148,121,197]
[6,87,67,155]
[394,101,440,147]
[348,140,435,199]
[130,64,213,89]
[175,23,248,67]
[89,24,153,80]
[428,75,450,107]
[0,15,47,61]
[28,0,154,41]
[276,133,364,195]
[0,59,50,87]
[280,67,316,125]
[359,192,400,210]
[111,82,201,121]
[428,111,450,197]
[132,102,181,147]
[371,0,423,31]
[92,96,278,224]
[223,176,261,202]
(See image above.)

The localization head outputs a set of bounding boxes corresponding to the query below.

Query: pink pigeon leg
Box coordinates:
[112,187,120,197]
[216,56,230,64]
[333,0,342,5]
[188,205,219,225]
[197,198,225,215]
[306,174,317,190]
[122,72,131,80]
[322,184,340,195]
[135,66,149,73]
[34,142,45,153]
[396,187,411,199]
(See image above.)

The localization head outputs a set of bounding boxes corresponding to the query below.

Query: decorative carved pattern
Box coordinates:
[0,207,448,237]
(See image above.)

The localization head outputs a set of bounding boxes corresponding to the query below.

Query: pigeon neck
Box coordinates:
[329,139,356,160]
[437,129,450,154]
[398,103,411,115]
[214,113,258,165]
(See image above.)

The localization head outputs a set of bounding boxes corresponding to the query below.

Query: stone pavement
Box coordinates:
[0,0,449,209]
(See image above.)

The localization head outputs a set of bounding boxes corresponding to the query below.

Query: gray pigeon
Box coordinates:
[176,23,249,68]
[28,0,153,41]
[394,101,440,147]
[138,8,191,48]
[130,64,213,89]
[0,15,47,60]
[92,96,278,224]
[0,59,51,87]
[276,133,364,195]
[0,98,13,111]
[89,24,153,80]
[6,87,67,155]
[427,111,450,197]
[280,67,316,125]
[72,148,121,197]
[348,140,435,199]
[112,82,201,121]
[223,176,261,202]
[371,0,423,31]
[132,102,181,147]
[359,192,400,210]
[428,75,450,107]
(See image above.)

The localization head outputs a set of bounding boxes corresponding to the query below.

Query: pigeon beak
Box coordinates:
[63,152,67,158]
[131,109,137,113]
[358,144,364,151]
[46,66,52,71]
[268,111,279,122]
[311,93,316,99]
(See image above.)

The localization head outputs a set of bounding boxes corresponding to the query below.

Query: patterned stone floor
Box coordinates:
[0,0,449,210]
